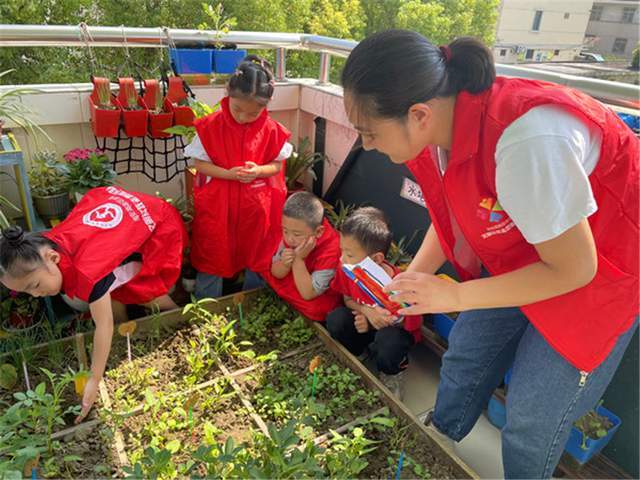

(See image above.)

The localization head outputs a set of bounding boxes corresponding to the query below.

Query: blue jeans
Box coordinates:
[432,307,637,479]
[194,270,264,299]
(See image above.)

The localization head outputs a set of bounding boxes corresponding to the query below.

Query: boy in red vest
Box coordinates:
[262,191,341,321]
[327,207,422,398]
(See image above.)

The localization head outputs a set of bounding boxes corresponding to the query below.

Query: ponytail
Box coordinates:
[341,30,495,119]
[227,54,275,105]
[0,226,55,278]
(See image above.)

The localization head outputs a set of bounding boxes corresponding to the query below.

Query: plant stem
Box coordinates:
[311,371,317,399]
[238,304,244,329]
[127,333,132,362]
[22,360,31,391]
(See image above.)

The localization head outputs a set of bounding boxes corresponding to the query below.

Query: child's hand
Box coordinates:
[237,161,260,183]
[281,248,295,267]
[294,236,317,260]
[227,166,248,181]
[75,374,100,424]
[362,305,396,330]
[354,312,370,333]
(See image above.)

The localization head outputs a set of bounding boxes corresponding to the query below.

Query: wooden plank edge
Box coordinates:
[311,321,479,480]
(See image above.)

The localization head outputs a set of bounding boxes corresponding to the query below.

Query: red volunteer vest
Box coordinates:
[331,261,423,342]
[45,186,186,304]
[262,219,342,321]
[190,96,291,277]
[407,77,639,372]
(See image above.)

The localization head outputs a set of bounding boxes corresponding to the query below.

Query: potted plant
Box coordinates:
[565,401,622,465]
[117,78,148,138]
[28,151,71,222]
[1,291,41,329]
[165,77,195,127]
[285,138,324,191]
[198,3,246,74]
[89,77,121,138]
[0,69,51,141]
[144,79,174,139]
[63,148,117,202]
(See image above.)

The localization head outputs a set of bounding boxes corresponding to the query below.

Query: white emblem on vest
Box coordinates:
[82,203,124,229]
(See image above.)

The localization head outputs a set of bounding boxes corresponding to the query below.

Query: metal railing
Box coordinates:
[1,24,638,107]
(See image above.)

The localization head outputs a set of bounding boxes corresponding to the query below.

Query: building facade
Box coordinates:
[493,0,593,63]
[585,0,639,59]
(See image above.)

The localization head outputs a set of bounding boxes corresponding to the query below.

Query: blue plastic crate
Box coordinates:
[433,313,455,341]
[213,49,247,74]
[170,49,214,74]
[487,395,506,430]
[565,405,622,465]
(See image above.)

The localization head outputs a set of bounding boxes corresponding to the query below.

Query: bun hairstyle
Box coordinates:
[227,54,276,106]
[341,30,496,119]
[0,226,56,278]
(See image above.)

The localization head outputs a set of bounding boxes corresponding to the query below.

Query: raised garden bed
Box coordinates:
[0,289,477,479]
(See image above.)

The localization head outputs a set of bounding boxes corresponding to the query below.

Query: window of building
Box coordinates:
[500,49,507,57]
[532,10,543,31]
[612,37,628,54]
[590,5,603,21]
[564,12,570,19]
[622,7,636,23]
[554,49,560,56]
[525,49,535,59]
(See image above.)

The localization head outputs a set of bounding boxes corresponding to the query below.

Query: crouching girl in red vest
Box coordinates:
[185,55,292,298]
[341,30,638,478]
[0,186,186,423]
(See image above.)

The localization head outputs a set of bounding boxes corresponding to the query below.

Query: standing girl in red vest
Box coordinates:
[0,186,185,423]
[185,55,292,298]
[341,30,638,478]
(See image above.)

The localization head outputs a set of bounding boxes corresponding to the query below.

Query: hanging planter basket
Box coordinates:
[165,77,195,127]
[143,79,174,138]
[116,78,149,138]
[89,77,121,138]
[213,49,247,74]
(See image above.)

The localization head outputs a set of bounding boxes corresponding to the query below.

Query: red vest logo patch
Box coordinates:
[82,203,123,229]
[477,198,516,239]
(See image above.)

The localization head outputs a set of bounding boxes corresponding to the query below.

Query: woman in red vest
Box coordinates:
[186,55,291,299]
[0,186,185,423]
[341,30,638,478]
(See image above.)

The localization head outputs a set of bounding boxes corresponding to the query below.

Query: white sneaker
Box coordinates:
[379,370,405,401]
[419,409,456,454]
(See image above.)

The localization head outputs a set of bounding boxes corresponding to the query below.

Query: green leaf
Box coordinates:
[165,439,181,453]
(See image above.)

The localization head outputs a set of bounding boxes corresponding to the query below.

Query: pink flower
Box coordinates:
[9,290,19,298]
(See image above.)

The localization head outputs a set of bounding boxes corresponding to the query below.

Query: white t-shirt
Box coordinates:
[439,105,602,244]
[184,134,293,163]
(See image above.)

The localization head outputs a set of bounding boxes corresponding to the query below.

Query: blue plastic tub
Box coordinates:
[213,49,247,74]
[433,313,455,341]
[565,405,622,465]
[487,395,506,430]
[170,49,214,74]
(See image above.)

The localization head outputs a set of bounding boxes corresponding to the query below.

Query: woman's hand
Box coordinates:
[386,271,460,315]
[75,374,100,424]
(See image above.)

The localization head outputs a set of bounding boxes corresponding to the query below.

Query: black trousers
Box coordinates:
[326,306,414,375]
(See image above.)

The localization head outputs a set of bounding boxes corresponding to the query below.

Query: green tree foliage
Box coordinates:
[0,0,499,85]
